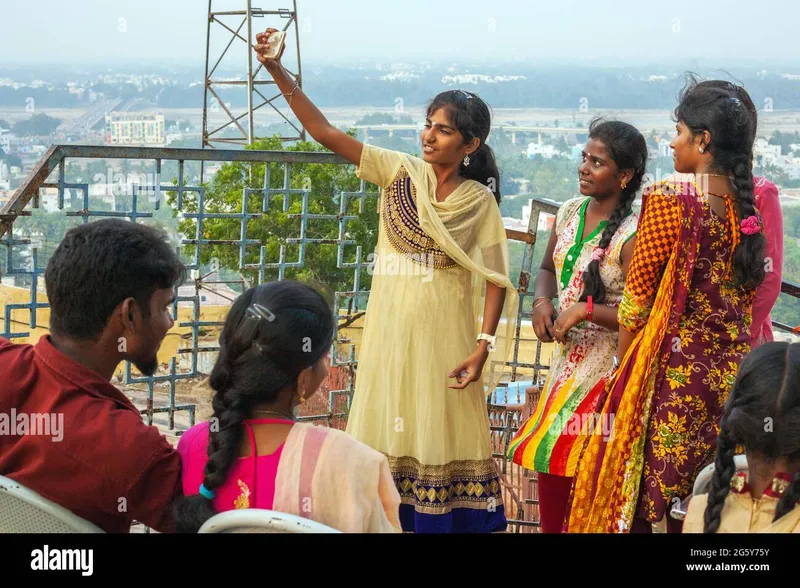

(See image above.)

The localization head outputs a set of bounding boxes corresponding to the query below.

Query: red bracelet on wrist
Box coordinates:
[586,296,594,322]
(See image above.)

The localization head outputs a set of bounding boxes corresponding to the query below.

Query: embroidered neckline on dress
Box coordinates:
[558,198,633,292]
[559,199,606,291]
[729,471,796,501]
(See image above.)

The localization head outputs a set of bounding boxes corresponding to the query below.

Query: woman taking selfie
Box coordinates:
[254,29,518,533]
[506,119,646,533]
[565,77,766,534]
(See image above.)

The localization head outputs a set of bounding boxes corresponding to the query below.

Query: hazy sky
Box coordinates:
[1,0,799,67]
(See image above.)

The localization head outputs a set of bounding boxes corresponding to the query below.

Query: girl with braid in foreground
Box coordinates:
[564,76,766,533]
[683,342,800,533]
[506,119,647,533]
[171,281,401,533]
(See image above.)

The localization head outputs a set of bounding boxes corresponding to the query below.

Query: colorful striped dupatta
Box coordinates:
[562,181,705,533]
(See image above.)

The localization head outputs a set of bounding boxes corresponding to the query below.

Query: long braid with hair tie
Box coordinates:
[578,185,635,304]
[728,150,765,290]
[774,343,800,521]
[203,390,249,491]
[703,423,738,533]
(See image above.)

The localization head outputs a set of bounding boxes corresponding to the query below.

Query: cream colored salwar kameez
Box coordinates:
[344,144,518,533]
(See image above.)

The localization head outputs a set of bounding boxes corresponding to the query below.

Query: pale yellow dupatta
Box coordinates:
[273,422,402,533]
[397,152,520,396]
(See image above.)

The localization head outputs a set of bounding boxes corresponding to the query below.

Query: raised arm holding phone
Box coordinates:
[255,29,363,166]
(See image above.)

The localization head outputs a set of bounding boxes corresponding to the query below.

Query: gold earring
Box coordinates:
[298,386,306,404]
[621,180,627,190]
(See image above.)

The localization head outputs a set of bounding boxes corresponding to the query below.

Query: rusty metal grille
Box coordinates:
[0,145,558,532]
[6,145,796,533]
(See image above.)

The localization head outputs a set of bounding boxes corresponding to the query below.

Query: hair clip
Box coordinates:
[246,303,275,322]
[459,90,473,100]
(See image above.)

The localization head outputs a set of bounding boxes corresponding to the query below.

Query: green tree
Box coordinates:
[166,134,380,298]
[782,207,800,240]
[12,113,62,137]
[768,131,800,154]
[529,160,576,203]
[770,207,800,331]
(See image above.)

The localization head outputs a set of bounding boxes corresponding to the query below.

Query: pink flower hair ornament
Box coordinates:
[740,215,761,236]
[591,247,605,262]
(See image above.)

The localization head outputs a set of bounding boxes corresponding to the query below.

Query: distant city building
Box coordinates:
[178,271,240,307]
[0,160,10,190]
[781,156,800,180]
[105,113,165,146]
[0,189,12,209]
[755,137,782,167]
[0,128,13,152]
[526,142,560,159]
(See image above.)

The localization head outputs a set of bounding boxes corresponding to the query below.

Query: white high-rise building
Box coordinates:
[105,113,165,146]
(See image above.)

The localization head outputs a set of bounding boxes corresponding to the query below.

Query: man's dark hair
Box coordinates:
[44,219,186,340]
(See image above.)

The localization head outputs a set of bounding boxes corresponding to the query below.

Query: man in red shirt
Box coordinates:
[0,219,187,533]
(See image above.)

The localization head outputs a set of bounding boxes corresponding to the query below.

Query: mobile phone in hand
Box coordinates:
[263,31,286,59]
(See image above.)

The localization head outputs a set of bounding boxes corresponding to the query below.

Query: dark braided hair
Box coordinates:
[674,75,766,291]
[171,280,334,533]
[578,118,648,304]
[426,90,502,204]
[703,413,739,533]
[695,80,758,166]
[703,342,800,533]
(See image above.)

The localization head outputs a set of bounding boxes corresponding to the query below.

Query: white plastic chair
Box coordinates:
[670,455,749,520]
[198,509,342,534]
[0,474,105,533]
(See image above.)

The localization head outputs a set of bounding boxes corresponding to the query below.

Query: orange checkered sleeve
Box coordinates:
[618,189,681,333]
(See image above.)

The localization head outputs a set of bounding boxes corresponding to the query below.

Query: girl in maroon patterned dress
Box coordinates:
[565,76,767,533]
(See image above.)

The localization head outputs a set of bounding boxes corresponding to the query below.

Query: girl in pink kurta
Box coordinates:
[178,418,289,512]
[171,280,401,533]
[750,176,784,347]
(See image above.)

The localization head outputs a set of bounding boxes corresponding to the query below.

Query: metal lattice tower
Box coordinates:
[201,0,305,153]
